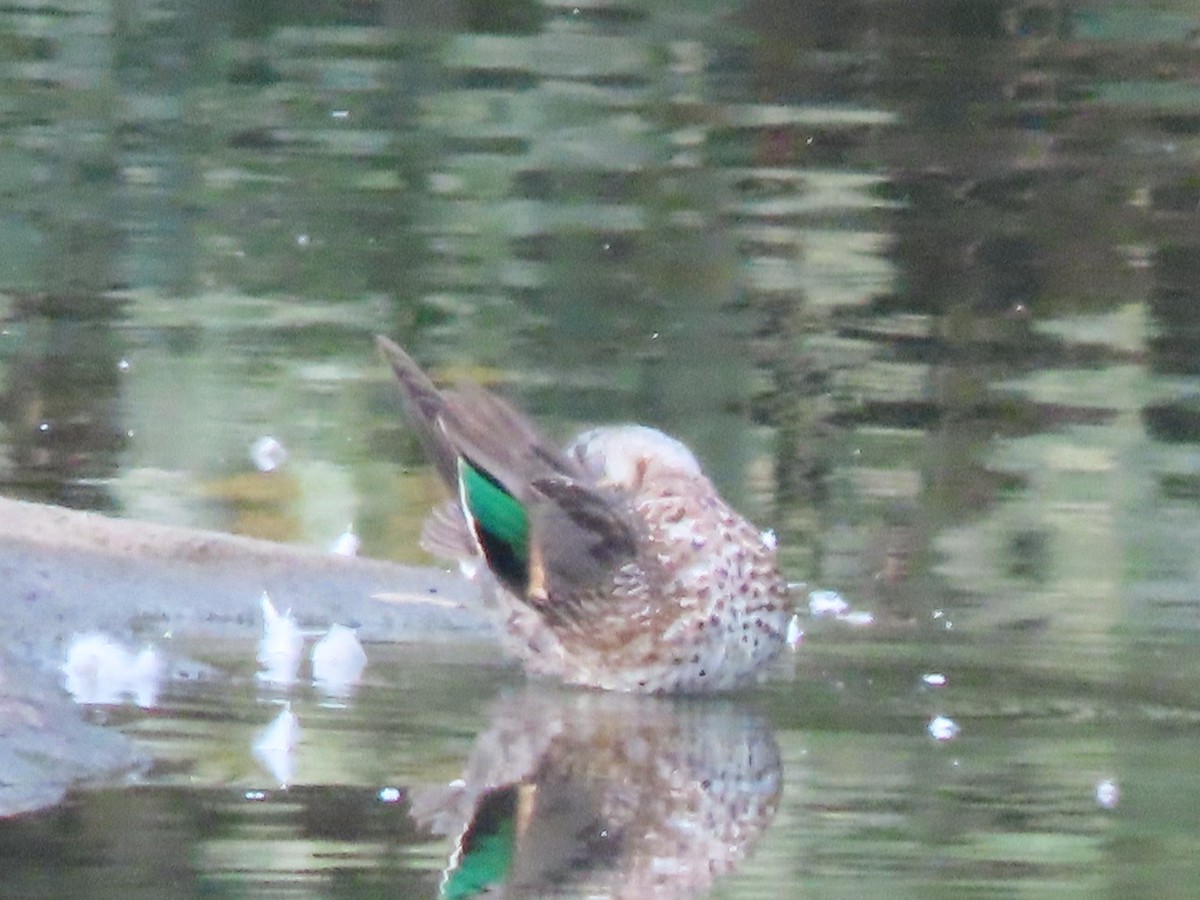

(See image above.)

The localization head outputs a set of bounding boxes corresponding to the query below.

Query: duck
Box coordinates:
[377,335,789,693]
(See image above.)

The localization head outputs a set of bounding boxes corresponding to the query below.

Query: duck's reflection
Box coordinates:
[413,686,782,899]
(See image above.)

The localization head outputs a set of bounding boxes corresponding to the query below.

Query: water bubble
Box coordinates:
[921,672,948,688]
[809,590,849,618]
[253,703,300,788]
[786,614,803,650]
[840,610,875,627]
[1095,778,1119,809]
[330,109,349,120]
[296,233,311,247]
[250,436,287,472]
[62,633,163,708]
[378,787,401,804]
[329,525,361,557]
[311,624,368,696]
[428,172,464,194]
[117,358,131,373]
[257,592,304,687]
[807,589,874,626]
[927,714,960,742]
[129,648,164,709]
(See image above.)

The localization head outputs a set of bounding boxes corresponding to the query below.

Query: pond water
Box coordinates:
[0,637,1156,898]
[4,0,1200,896]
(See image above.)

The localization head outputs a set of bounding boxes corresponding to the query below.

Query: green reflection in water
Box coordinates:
[4,0,1200,896]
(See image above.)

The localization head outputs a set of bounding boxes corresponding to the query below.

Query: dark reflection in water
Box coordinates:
[0,294,129,511]
[0,783,433,898]
[413,686,780,899]
[0,650,780,899]
[5,635,1193,899]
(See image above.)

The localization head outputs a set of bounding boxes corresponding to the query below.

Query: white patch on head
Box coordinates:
[567,425,702,488]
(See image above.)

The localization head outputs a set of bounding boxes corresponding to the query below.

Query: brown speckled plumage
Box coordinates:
[378,336,791,693]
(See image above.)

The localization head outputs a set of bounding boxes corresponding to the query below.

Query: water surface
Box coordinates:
[3,0,1200,896]
[0,637,1155,898]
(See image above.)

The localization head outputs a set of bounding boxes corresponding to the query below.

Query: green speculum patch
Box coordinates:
[458,457,529,591]
[441,784,518,899]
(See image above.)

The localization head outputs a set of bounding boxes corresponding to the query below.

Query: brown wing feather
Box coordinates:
[438,386,582,501]
[378,335,579,495]
[526,476,641,626]
[378,334,640,626]
[375,335,459,487]
[439,393,643,620]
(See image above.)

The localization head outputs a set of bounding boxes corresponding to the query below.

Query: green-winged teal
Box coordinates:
[378,336,789,693]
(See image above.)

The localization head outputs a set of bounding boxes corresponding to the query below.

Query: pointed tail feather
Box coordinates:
[376,335,459,488]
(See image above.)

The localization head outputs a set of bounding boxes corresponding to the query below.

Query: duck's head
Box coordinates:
[566,425,704,492]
